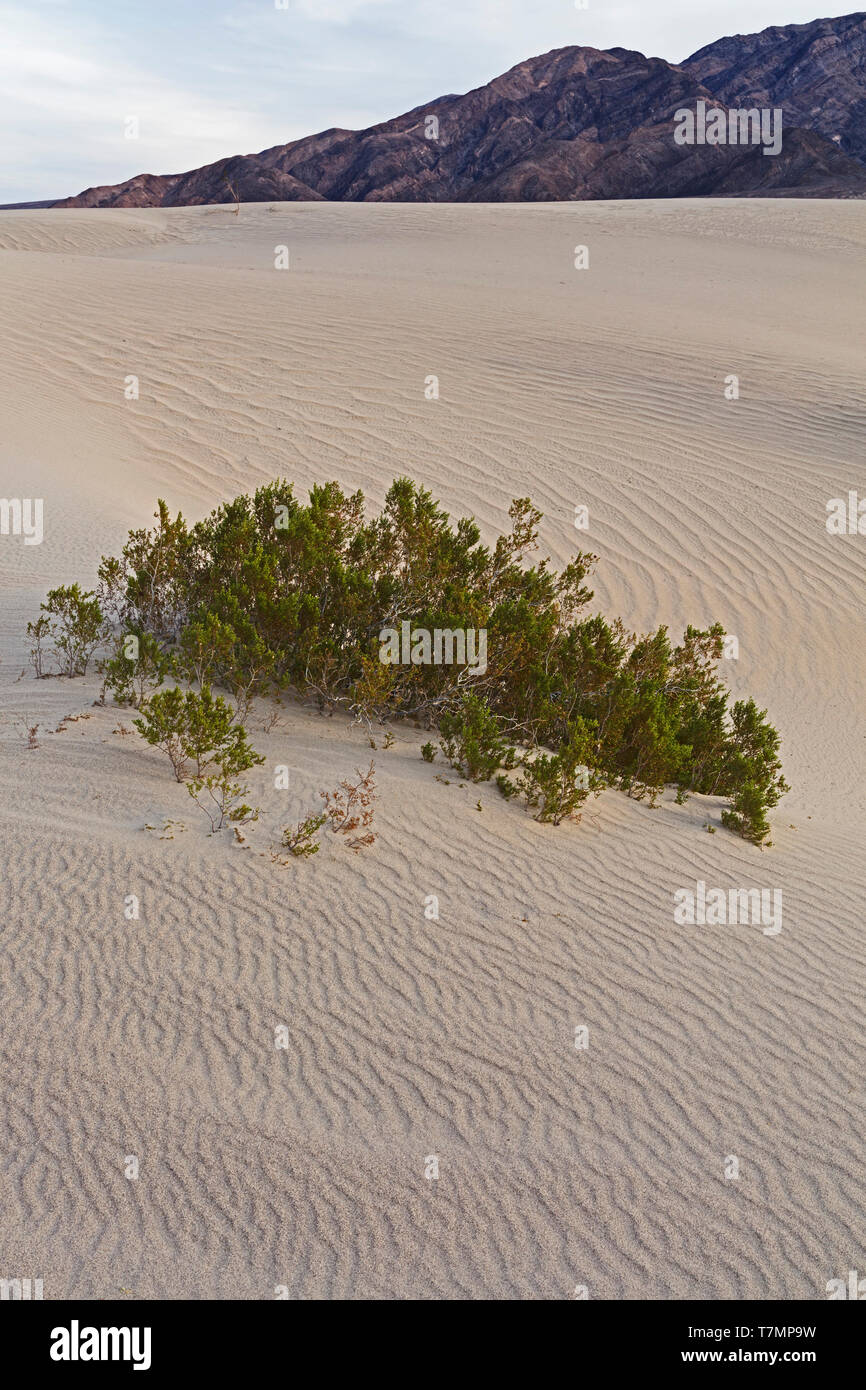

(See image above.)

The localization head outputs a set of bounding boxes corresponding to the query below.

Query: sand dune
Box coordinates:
[1,200,864,1298]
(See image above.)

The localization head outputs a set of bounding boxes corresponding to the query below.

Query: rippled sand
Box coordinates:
[1,200,864,1298]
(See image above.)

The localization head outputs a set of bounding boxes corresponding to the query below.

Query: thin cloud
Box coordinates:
[0,0,835,202]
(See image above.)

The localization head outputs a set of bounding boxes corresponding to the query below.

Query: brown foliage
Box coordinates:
[321,760,376,851]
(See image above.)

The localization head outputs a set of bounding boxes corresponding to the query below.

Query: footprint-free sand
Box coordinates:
[1,199,864,1298]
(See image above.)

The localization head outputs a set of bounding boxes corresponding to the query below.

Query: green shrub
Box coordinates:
[32,478,788,845]
[187,751,262,833]
[133,687,192,781]
[721,783,772,847]
[723,699,789,810]
[26,614,51,679]
[133,686,264,789]
[102,630,170,708]
[32,585,107,678]
[500,719,604,825]
[439,694,515,782]
[97,499,190,643]
[276,812,327,859]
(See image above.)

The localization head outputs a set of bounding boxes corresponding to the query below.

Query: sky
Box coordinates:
[0,0,843,202]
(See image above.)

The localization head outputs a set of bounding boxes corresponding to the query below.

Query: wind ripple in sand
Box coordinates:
[0,201,864,1298]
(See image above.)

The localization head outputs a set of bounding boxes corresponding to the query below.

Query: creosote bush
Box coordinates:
[439,694,516,782]
[276,812,328,860]
[499,717,604,825]
[103,630,170,708]
[28,585,107,678]
[133,685,264,832]
[29,477,789,846]
[722,783,772,847]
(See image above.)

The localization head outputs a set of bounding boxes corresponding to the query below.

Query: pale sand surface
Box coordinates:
[0,200,863,1298]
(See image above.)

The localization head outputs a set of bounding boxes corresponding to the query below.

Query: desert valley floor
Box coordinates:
[0,199,864,1298]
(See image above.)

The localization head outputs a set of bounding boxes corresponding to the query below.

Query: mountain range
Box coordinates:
[55,12,866,207]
